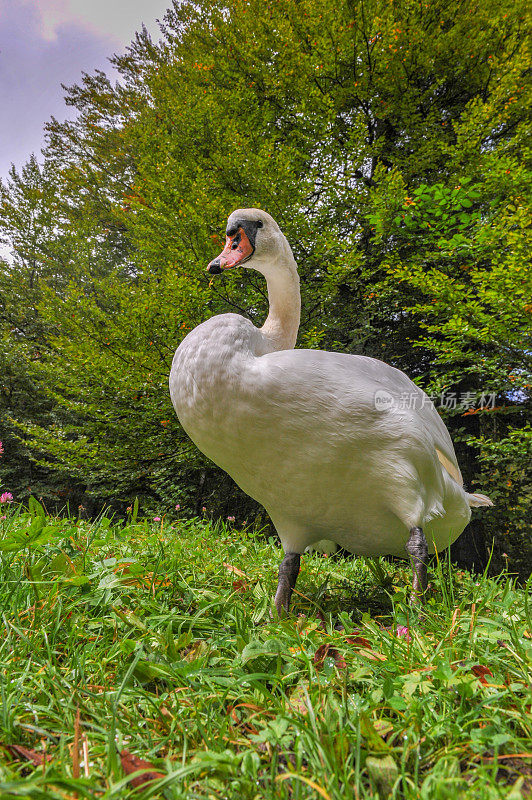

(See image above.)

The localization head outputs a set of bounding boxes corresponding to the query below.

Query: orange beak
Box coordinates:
[207,227,254,274]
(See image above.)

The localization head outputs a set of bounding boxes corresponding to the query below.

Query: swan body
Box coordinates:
[169,209,492,609]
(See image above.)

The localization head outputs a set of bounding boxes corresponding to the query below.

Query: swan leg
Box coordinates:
[274,552,300,616]
[405,526,429,599]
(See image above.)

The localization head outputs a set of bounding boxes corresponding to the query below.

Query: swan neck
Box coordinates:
[260,251,300,351]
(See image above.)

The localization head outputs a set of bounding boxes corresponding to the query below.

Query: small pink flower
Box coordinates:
[396,625,412,641]
[202,507,207,513]
[126,506,132,514]
[227,515,235,522]
[0,441,4,454]
[0,492,13,504]
[0,515,6,521]
[153,516,161,522]
[175,504,180,511]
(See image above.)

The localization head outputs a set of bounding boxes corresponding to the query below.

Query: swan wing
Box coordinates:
[252,348,463,484]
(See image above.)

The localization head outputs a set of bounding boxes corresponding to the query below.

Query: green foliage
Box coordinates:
[367,156,532,573]
[0,509,530,797]
[0,0,530,569]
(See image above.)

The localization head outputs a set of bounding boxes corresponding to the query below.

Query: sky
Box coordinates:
[0,0,171,181]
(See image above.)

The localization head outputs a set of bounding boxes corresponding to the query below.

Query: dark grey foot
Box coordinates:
[405,526,429,601]
[274,553,300,616]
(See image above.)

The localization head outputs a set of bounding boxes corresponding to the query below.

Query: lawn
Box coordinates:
[0,501,530,798]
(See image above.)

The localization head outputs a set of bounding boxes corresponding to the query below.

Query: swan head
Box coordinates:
[207,208,292,275]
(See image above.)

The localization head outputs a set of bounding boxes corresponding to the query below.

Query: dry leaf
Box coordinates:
[471,665,494,685]
[120,749,164,788]
[313,643,347,669]
[346,635,372,648]
[2,744,51,766]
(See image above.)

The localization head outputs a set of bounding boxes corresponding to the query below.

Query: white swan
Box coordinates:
[169,209,492,613]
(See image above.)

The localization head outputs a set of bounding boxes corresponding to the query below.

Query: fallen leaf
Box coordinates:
[313,643,347,669]
[471,665,494,685]
[346,635,372,648]
[334,651,347,668]
[2,744,51,766]
[120,749,164,789]
[313,643,329,665]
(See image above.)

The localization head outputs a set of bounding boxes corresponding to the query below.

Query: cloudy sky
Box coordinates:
[0,0,171,181]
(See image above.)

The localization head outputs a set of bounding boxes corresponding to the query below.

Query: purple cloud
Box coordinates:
[0,1,118,179]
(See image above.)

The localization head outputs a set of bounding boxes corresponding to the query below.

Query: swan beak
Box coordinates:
[207,227,254,274]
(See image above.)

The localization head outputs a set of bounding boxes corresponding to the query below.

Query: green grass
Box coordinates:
[0,502,530,799]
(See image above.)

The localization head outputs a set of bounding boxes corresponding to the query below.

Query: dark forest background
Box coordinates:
[0,0,530,575]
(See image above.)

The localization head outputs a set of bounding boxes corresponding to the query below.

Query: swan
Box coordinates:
[169,209,493,614]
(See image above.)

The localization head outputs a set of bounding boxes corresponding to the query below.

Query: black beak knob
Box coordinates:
[207,259,223,275]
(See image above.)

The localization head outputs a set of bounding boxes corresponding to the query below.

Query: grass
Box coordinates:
[0,501,530,799]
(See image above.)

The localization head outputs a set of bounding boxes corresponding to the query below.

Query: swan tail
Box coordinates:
[466,492,494,508]
[436,448,463,486]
